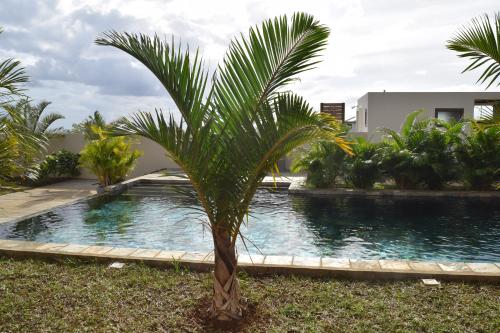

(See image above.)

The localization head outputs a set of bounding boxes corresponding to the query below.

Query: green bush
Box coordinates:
[37,150,80,182]
[292,141,347,188]
[455,124,500,190]
[376,110,462,189]
[79,129,142,186]
[344,138,380,189]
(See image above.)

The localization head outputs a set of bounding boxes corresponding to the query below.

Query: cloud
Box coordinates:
[0,0,498,126]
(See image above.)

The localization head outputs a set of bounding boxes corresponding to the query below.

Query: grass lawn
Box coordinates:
[0,257,498,332]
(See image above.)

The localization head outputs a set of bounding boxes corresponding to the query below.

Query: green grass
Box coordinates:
[0,257,499,332]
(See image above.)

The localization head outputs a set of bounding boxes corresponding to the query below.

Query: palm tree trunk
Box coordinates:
[211,228,243,322]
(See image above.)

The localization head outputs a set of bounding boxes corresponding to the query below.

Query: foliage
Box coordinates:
[96,12,350,320]
[292,141,348,188]
[376,110,463,190]
[36,150,80,182]
[447,12,500,89]
[2,98,64,136]
[455,123,500,190]
[79,128,141,186]
[344,137,380,189]
[0,27,29,102]
[0,108,45,185]
[71,110,109,140]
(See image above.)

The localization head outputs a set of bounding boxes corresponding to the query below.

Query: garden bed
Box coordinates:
[0,257,498,332]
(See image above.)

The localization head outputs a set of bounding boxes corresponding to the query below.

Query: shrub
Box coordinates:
[455,124,500,190]
[376,110,462,189]
[292,141,348,188]
[79,129,142,186]
[344,137,380,189]
[37,150,80,182]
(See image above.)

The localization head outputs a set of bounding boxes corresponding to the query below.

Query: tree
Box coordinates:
[3,99,64,136]
[96,13,349,322]
[71,110,107,140]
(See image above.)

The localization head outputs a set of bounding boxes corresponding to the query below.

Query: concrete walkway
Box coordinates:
[0,179,97,224]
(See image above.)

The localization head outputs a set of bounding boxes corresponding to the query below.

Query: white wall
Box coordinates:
[356,92,500,141]
[47,134,180,179]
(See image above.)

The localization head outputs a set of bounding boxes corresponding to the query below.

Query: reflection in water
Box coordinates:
[0,186,499,262]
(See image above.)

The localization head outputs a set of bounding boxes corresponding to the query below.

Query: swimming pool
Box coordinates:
[0,184,499,262]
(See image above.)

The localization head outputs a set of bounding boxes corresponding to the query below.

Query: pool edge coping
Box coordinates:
[0,240,499,282]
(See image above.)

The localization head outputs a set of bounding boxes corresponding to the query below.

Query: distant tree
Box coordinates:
[72,111,125,140]
[3,99,64,136]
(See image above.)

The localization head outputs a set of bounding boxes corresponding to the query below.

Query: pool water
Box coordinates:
[1,184,499,262]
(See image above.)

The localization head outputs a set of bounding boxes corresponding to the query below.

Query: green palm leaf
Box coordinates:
[447,12,500,88]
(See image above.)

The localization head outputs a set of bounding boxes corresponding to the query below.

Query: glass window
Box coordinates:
[435,108,463,122]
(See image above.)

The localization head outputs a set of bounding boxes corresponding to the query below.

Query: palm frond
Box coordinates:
[447,12,500,88]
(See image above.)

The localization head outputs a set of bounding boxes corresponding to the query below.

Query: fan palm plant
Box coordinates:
[446,12,500,91]
[96,13,349,322]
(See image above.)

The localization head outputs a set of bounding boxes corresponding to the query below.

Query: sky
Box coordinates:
[0,0,498,128]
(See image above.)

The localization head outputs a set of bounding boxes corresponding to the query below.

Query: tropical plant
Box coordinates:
[95,13,350,322]
[376,110,462,189]
[0,111,44,184]
[79,128,141,186]
[2,99,64,136]
[446,12,500,91]
[292,141,348,188]
[0,27,28,102]
[71,110,108,140]
[344,137,380,189]
[36,149,80,183]
[455,123,500,190]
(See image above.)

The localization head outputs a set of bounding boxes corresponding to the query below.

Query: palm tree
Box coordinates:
[446,12,500,90]
[96,13,349,322]
[72,110,124,140]
[0,27,28,102]
[3,99,65,136]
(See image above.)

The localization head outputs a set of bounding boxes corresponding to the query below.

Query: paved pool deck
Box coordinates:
[1,174,499,282]
[0,179,98,224]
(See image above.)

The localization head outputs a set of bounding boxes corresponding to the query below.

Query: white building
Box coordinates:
[352,92,500,141]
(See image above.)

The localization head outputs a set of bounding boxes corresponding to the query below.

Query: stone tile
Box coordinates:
[58,244,91,254]
[0,239,31,248]
[155,250,186,260]
[238,254,265,265]
[292,256,321,267]
[106,247,137,257]
[409,261,442,272]
[129,248,161,259]
[379,260,411,271]
[264,255,293,266]
[350,259,381,270]
[35,243,69,251]
[438,262,472,272]
[181,252,213,262]
[467,263,500,273]
[81,246,114,255]
[321,258,350,269]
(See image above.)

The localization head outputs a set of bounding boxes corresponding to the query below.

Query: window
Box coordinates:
[435,108,463,122]
[364,108,367,127]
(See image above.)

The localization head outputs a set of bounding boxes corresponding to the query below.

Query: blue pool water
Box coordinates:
[1,184,499,262]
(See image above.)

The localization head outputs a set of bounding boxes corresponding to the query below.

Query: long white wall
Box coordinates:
[357,92,500,141]
[47,134,295,180]
[47,134,180,179]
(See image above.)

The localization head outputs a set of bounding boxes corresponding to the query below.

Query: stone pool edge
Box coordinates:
[0,239,499,282]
